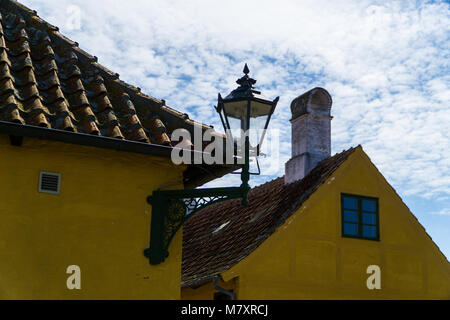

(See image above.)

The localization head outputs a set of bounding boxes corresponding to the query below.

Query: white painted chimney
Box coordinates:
[285,87,332,184]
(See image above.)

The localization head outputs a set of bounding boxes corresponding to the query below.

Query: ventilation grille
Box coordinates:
[39,172,61,194]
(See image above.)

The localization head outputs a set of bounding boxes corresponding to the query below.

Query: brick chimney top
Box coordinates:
[285,87,332,184]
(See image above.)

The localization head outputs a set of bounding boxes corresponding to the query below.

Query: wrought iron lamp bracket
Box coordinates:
[143,185,248,265]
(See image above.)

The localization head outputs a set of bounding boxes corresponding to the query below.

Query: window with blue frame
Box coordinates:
[341,194,379,240]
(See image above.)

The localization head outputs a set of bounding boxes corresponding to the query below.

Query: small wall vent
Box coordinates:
[39,172,61,194]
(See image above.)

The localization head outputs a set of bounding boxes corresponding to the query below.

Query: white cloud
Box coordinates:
[20,0,450,205]
[432,208,450,216]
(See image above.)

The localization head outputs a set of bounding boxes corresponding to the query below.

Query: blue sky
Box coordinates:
[20,0,449,259]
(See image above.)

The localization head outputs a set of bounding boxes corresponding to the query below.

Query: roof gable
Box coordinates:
[182,147,357,287]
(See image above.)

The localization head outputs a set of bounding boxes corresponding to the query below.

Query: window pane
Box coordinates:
[362,199,376,212]
[343,210,358,223]
[362,225,377,239]
[343,197,357,210]
[362,212,376,225]
[343,223,358,236]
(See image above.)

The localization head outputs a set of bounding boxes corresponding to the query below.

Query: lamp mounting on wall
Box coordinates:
[144,64,279,265]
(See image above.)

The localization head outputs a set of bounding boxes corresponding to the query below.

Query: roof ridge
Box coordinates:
[249,176,283,192]
[249,147,356,192]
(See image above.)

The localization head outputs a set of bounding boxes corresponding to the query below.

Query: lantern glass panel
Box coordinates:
[222,99,273,155]
[249,100,273,153]
[222,100,248,153]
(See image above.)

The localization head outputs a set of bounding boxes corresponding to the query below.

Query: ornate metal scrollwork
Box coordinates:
[162,199,187,252]
[184,195,230,215]
[144,187,245,265]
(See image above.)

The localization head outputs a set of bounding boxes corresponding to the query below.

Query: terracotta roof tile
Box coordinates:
[0,0,214,146]
[182,147,357,287]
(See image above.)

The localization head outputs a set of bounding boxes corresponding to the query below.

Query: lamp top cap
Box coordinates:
[236,63,256,87]
[219,64,279,103]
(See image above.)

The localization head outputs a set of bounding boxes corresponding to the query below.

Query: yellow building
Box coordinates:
[0,0,231,299]
[181,89,450,300]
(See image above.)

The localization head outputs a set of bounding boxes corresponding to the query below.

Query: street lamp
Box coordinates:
[216,63,279,204]
[217,63,278,156]
[144,64,279,265]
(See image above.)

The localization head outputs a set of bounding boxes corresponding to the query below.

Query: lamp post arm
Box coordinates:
[144,186,247,265]
[144,104,251,265]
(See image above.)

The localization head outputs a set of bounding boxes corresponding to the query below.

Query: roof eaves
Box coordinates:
[0,121,239,185]
[0,120,172,158]
[181,275,216,289]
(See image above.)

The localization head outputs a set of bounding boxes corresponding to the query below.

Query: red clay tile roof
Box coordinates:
[182,147,357,287]
[0,0,213,146]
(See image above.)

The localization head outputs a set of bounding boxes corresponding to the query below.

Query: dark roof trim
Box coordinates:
[181,276,215,289]
[183,163,241,189]
[1,121,240,188]
[0,120,197,158]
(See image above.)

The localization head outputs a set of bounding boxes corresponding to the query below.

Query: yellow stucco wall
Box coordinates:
[0,134,186,299]
[183,146,450,299]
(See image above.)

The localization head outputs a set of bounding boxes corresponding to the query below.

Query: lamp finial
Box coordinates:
[243,63,249,75]
[236,64,256,87]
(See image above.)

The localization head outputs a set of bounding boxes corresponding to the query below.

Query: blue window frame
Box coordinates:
[341,194,379,241]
